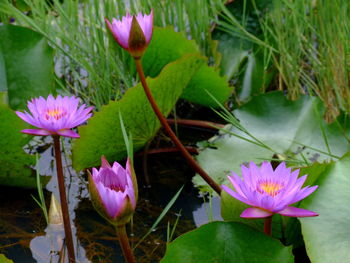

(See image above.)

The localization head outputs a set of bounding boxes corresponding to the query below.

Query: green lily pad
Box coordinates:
[182,65,231,107]
[193,92,350,192]
[142,27,199,78]
[72,55,204,170]
[0,24,54,109]
[0,101,36,188]
[142,27,232,107]
[299,152,350,263]
[0,254,14,263]
[161,221,293,263]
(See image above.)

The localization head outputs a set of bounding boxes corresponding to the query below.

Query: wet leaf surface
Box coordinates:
[161,221,293,263]
[299,153,350,263]
[0,25,54,110]
[193,92,350,192]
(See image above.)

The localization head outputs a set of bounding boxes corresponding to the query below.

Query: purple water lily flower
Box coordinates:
[222,161,318,218]
[89,156,137,225]
[105,10,153,57]
[15,95,93,138]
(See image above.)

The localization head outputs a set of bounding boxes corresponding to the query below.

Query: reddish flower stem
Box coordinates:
[53,135,76,263]
[138,146,199,156]
[167,118,225,130]
[117,225,136,263]
[264,216,273,236]
[134,58,221,195]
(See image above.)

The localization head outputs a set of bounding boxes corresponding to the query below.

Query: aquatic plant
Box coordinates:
[222,161,318,235]
[106,10,222,194]
[89,156,136,226]
[105,10,153,58]
[89,156,137,263]
[15,95,93,138]
[16,94,94,263]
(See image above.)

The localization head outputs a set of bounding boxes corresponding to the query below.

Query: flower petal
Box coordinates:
[56,129,80,138]
[101,156,112,168]
[259,195,275,211]
[222,185,253,206]
[288,185,318,204]
[16,95,93,133]
[136,10,153,43]
[15,111,38,127]
[260,161,274,177]
[228,172,245,196]
[240,207,273,218]
[278,206,318,217]
[21,129,51,136]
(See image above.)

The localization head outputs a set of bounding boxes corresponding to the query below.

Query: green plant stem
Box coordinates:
[116,225,136,263]
[52,135,76,263]
[134,58,221,194]
[264,216,273,236]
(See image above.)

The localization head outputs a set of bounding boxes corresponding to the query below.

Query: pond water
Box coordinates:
[0,124,222,263]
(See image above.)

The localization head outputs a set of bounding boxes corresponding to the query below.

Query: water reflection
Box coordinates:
[0,135,222,262]
[192,196,222,227]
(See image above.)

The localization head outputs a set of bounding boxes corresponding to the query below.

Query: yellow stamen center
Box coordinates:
[45,108,67,120]
[258,181,284,197]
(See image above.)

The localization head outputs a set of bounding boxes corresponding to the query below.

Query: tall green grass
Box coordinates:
[265,0,350,119]
[213,0,350,119]
[0,0,224,109]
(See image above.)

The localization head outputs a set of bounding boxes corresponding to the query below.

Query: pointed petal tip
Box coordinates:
[21,129,51,136]
[101,155,111,168]
[105,17,112,27]
[240,207,274,218]
[56,129,80,138]
[278,206,319,217]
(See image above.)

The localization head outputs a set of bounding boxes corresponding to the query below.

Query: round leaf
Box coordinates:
[142,27,232,107]
[193,92,350,192]
[161,221,293,263]
[0,25,54,109]
[299,153,350,263]
[0,102,36,188]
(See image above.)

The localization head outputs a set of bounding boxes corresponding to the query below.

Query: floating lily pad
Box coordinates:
[0,24,54,109]
[0,101,36,188]
[142,27,199,78]
[193,92,350,192]
[299,153,350,263]
[161,221,293,263]
[142,27,232,107]
[0,254,14,263]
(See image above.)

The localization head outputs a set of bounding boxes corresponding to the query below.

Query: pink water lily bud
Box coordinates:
[16,95,93,138]
[105,10,153,58]
[89,156,137,226]
[222,161,319,219]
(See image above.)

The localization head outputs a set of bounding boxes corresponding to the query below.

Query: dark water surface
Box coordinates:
[0,128,222,263]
